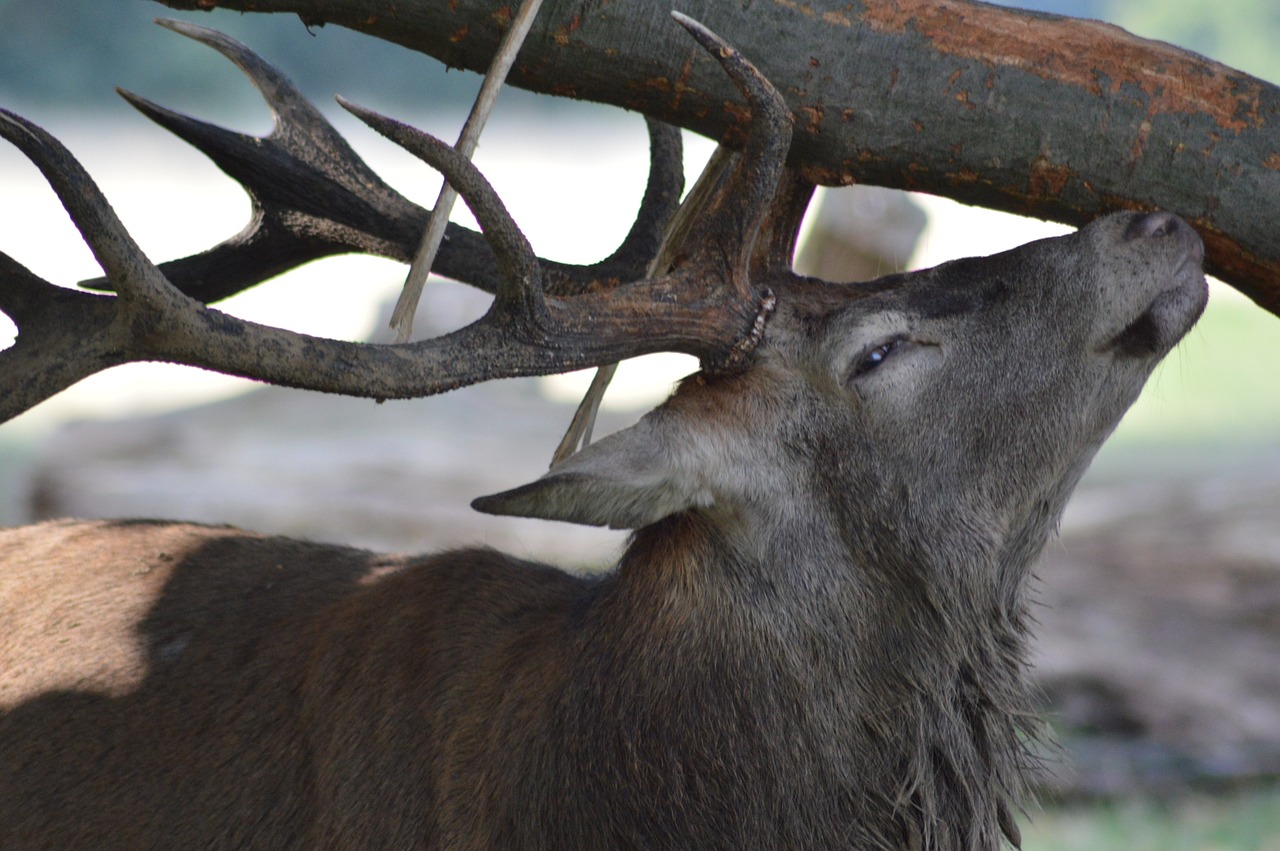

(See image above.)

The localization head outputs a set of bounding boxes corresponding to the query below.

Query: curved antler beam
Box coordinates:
[155,0,1280,318]
[0,16,787,423]
[84,19,684,306]
[336,97,550,329]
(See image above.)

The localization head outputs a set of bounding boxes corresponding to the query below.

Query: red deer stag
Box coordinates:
[0,14,1206,850]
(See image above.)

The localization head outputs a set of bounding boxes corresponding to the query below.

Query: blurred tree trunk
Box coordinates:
[155,0,1280,316]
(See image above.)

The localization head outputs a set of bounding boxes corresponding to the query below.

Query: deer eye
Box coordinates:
[851,338,906,379]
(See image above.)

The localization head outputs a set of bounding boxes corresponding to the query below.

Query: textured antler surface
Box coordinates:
[0,15,809,424]
[84,19,686,306]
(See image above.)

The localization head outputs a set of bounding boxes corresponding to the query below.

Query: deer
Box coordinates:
[0,14,1207,850]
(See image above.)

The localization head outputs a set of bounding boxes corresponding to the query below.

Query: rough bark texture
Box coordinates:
[156,0,1280,317]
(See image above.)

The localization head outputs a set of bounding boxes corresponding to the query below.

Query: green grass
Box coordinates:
[1023,786,1280,851]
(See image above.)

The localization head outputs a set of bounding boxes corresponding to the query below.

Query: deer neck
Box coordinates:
[597,506,1037,848]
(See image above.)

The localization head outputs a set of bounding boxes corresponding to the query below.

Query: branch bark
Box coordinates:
[154,0,1280,317]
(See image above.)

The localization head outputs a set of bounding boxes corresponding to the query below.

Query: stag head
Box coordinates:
[479,212,1205,543]
[462,203,1204,850]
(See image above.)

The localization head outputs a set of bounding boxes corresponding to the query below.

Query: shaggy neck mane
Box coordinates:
[597,512,1039,849]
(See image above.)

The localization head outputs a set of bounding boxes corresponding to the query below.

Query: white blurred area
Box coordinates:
[0,107,1075,437]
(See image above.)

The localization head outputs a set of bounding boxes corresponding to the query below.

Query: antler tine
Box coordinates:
[338,97,548,329]
[84,19,684,307]
[0,252,125,423]
[753,170,818,276]
[0,252,114,338]
[113,85,401,232]
[116,85,420,277]
[0,111,186,421]
[668,12,793,296]
[152,19,361,174]
[585,118,685,288]
[0,252,53,326]
[0,110,180,311]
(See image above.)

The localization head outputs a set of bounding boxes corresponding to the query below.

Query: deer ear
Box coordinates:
[471,416,711,530]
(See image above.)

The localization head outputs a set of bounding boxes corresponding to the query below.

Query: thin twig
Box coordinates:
[550,146,740,467]
[389,0,545,342]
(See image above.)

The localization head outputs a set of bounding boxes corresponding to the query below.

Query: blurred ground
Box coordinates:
[1034,447,1280,796]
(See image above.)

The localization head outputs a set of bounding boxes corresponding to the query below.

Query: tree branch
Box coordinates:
[153,0,1280,317]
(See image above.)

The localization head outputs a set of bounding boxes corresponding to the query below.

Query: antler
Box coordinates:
[84,18,685,306]
[0,13,799,425]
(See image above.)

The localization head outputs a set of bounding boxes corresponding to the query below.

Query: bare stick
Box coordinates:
[550,145,741,467]
[549,10,793,465]
[389,0,545,342]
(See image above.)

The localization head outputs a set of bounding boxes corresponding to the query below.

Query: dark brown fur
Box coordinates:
[0,211,1206,849]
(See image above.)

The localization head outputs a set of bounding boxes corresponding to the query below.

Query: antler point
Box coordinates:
[155,18,207,38]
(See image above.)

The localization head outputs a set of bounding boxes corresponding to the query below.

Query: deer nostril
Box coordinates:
[1124,212,1180,242]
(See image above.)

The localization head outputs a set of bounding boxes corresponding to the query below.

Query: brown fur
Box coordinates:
[0,211,1206,849]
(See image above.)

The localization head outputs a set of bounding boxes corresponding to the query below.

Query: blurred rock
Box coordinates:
[795,185,928,281]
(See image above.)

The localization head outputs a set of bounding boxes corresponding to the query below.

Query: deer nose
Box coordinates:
[1123,211,1182,241]
[1123,211,1204,266]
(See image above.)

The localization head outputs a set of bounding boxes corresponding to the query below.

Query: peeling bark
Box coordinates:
[154,0,1280,316]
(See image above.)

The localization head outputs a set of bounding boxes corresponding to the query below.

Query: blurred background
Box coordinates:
[2,1,1279,847]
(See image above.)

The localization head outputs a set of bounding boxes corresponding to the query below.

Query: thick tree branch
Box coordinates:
[155,0,1280,317]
